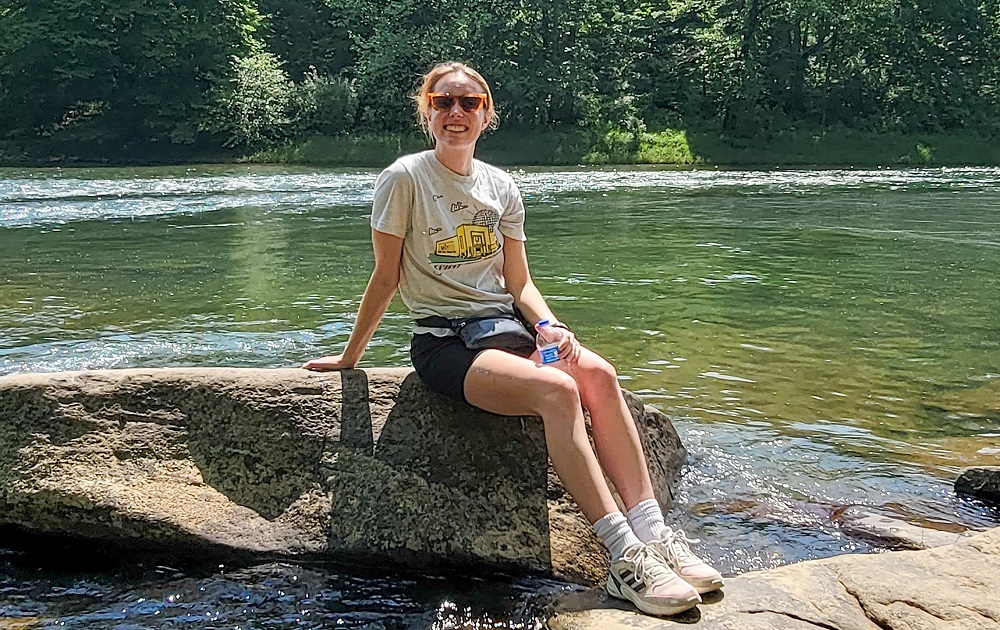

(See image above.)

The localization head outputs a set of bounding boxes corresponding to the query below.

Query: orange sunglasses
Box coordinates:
[428,92,488,113]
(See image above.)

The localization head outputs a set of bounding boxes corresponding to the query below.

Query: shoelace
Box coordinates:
[657,527,702,567]
[620,544,673,585]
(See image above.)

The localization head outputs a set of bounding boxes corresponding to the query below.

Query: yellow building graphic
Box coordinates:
[431,223,500,263]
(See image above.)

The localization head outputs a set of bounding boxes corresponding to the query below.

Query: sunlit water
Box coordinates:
[2,164,999,628]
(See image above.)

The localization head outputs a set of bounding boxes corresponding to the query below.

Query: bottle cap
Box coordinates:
[536,319,550,327]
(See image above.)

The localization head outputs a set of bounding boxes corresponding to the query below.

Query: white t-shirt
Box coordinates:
[370,151,527,330]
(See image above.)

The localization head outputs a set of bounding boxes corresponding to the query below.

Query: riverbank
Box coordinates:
[3,127,999,169]
[248,127,1000,168]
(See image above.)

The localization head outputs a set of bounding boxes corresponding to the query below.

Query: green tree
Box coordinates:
[256,0,354,79]
[324,0,644,130]
[879,0,998,131]
[0,0,263,148]
[3,0,999,161]
[640,0,1000,135]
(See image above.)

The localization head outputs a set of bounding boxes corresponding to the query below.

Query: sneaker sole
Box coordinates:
[689,577,724,594]
[606,576,701,617]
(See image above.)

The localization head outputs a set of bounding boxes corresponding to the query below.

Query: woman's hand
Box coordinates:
[557,329,582,365]
[302,230,403,374]
[302,354,357,371]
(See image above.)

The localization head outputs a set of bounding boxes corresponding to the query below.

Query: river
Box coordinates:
[1,164,998,628]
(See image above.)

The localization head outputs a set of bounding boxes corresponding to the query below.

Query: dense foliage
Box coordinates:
[0,0,263,151]
[1,0,997,161]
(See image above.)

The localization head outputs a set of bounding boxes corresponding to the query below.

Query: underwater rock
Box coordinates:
[548,525,1000,629]
[956,466,1000,507]
[0,367,686,584]
[834,506,973,550]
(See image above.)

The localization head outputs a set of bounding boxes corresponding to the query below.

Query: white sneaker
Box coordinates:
[649,527,724,594]
[606,543,701,616]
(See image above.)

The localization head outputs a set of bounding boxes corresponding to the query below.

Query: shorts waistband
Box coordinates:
[414,316,453,328]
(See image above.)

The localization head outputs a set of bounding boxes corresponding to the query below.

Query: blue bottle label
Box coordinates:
[539,344,560,364]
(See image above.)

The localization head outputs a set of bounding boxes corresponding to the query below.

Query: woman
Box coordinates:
[303,62,723,617]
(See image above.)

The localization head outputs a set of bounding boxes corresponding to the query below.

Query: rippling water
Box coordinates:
[2,164,999,627]
[0,541,564,629]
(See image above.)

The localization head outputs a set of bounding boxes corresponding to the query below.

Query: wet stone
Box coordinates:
[956,466,1000,507]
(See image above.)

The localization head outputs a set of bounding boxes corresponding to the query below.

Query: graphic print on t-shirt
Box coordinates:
[428,206,502,265]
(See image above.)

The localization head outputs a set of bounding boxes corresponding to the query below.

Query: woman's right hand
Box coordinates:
[302,354,357,371]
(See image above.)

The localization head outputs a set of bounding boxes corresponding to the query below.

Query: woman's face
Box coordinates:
[427,72,491,151]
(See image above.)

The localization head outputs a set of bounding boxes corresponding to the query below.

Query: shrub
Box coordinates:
[916,142,934,163]
[579,94,642,131]
[584,117,646,164]
[291,69,359,136]
[638,129,698,164]
[203,52,295,149]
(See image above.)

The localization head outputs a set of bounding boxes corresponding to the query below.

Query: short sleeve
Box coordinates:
[497,177,527,241]
[370,162,413,237]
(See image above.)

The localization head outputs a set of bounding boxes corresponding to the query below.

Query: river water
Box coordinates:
[1,164,998,628]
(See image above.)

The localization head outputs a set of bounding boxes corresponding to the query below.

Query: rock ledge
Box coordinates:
[549,525,1000,629]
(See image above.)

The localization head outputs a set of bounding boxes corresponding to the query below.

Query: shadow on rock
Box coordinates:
[185,382,328,521]
[325,372,552,573]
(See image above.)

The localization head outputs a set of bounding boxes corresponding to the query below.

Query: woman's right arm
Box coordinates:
[302,229,404,371]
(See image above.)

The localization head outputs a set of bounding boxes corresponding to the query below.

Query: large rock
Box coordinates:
[0,367,685,584]
[956,466,1000,506]
[548,525,1000,629]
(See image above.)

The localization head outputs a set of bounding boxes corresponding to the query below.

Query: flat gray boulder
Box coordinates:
[548,525,1000,629]
[956,466,1000,506]
[0,367,686,584]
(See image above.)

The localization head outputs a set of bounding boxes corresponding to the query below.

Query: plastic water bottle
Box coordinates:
[535,319,564,365]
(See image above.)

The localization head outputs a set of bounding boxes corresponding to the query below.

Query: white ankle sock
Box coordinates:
[592,511,642,561]
[626,498,666,544]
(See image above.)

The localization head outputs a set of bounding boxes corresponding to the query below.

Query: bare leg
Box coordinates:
[557,347,656,511]
[464,348,619,523]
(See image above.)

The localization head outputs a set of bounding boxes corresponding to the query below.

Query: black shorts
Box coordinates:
[410,333,535,404]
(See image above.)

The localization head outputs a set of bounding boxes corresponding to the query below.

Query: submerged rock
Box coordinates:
[0,367,686,584]
[833,506,972,550]
[956,466,1000,506]
[548,525,1000,629]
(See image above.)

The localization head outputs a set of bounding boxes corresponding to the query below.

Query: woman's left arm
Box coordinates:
[503,238,581,363]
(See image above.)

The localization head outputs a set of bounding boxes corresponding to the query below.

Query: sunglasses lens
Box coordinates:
[431,95,455,110]
[459,96,485,112]
[430,94,486,112]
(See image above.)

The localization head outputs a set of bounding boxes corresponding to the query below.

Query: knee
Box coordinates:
[580,355,620,393]
[532,370,581,418]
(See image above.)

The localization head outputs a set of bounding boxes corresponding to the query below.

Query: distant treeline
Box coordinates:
[1,0,998,163]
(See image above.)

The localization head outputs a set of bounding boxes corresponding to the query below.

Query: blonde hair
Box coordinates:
[412,62,499,136]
